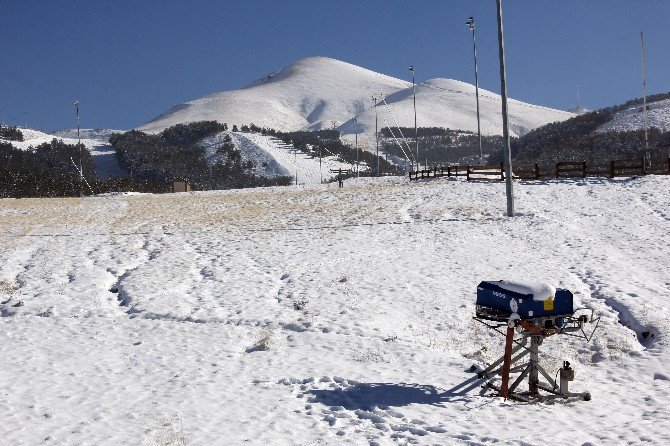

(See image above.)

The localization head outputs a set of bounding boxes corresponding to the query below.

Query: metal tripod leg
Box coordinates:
[500,326,515,398]
[529,336,541,394]
[477,337,527,378]
[508,363,532,393]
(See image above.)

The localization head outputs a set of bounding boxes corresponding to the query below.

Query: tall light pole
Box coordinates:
[466,16,483,164]
[496,0,515,217]
[73,100,82,197]
[373,95,380,176]
[353,117,359,178]
[641,31,650,172]
[409,65,418,171]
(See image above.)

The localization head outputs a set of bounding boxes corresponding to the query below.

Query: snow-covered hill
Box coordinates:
[597,98,670,133]
[1,175,668,445]
[138,56,574,138]
[51,128,122,141]
[340,78,575,138]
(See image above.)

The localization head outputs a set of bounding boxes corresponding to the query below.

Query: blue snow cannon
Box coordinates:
[475,280,574,324]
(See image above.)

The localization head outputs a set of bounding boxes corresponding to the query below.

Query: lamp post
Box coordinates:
[495,0,515,217]
[353,117,359,178]
[73,100,82,197]
[373,95,380,176]
[466,16,483,164]
[641,31,650,172]
[409,65,418,171]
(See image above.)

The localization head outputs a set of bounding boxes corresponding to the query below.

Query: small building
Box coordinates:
[172,179,191,193]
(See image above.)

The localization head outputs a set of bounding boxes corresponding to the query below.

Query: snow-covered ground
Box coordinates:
[138,57,574,138]
[1,175,669,445]
[2,128,127,180]
[201,131,356,184]
[598,99,670,133]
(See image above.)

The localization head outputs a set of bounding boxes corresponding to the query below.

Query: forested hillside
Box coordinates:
[511,93,670,164]
[379,127,504,165]
[109,121,292,191]
[0,139,95,198]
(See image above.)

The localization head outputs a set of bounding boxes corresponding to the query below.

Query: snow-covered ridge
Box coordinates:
[597,98,670,133]
[50,128,123,141]
[138,56,574,137]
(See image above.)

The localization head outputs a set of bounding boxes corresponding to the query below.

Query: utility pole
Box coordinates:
[353,117,359,178]
[496,0,515,217]
[373,95,380,176]
[409,65,418,171]
[73,100,82,197]
[576,84,581,109]
[466,17,483,164]
[641,31,650,172]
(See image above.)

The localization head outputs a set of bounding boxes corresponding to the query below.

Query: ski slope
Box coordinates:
[138,57,574,138]
[1,175,668,445]
[201,131,356,184]
[339,78,575,138]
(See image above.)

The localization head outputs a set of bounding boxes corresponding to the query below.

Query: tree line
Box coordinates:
[0,125,24,141]
[379,127,505,166]
[0,139,96,198]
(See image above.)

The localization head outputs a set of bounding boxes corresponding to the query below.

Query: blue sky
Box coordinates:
[2,0,669,131]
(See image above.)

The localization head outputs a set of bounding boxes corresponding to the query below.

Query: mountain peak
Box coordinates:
[138,57,574,137]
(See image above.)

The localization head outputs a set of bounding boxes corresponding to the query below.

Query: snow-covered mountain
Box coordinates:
[138,56,574,137]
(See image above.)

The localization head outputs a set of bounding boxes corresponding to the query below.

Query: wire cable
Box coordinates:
[380,96,413,157]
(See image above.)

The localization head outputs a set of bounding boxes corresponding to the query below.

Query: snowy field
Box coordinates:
[1,175,669,445]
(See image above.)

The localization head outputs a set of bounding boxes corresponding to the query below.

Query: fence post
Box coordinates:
[500,162,505,181]
[467,165,471,181]
[641,157,647,175]
[582,161,587,178]
[667,157,670,175]
[610,160,615,178]
[555,163,560,179]
[534,163,539,180]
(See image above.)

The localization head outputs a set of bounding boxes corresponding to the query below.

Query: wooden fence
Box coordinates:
[467,163,505,181]
[408,165,467,181]
[408,157,670,182]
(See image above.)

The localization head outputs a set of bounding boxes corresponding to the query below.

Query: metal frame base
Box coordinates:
[474,316,593,403]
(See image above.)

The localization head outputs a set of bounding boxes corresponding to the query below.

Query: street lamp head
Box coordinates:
[72,100,79,108]
[408,65,414,72]
[466,17,475,30]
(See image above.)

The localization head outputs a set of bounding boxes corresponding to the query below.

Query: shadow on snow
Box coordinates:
[306,375,486,411]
